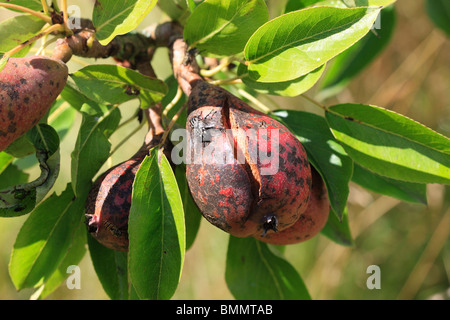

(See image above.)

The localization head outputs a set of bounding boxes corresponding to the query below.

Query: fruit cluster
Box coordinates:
[185,81,330,244]
[85,80,330,251]
[0,35,329,253]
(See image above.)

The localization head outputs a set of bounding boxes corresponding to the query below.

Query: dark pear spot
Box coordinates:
[7,123,17,133]
[7,110,15,120]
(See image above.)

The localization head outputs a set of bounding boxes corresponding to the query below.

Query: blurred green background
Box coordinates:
[0,0,449,300]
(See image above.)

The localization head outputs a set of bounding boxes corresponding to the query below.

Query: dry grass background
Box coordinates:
[0,0,448,300]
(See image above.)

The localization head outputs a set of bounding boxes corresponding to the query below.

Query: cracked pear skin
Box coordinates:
[185,81,312,238]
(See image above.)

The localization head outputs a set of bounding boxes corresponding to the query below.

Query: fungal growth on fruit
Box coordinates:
[0,56,68,152]
[85,107,171,251]
[255,166,330,245]
[185,81,312,238]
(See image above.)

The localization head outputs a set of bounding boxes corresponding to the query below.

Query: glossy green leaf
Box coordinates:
[60,81,110,115]
[352,163,427,204]
[48,99,77,141]
[288,0,397,9]
[321,208,354,246]
[285,0,329,12]
[158,0,189,22]
[36,223,87,299]
[0,152,14,175]
[273,110,353,219]
[226,236,311,300]
[184,0,269,56]
[128,148,185,300]
[26,124,60,157]
[426,0,450,36]
[0,124,60,217]
[186,0,204,12]
[0,0,42,11]
[0,15,46,57]
[70,65,167,107]
[244,6,381,83]
[326,104,450,184]
[238,63,325,97]
[93,0,158,45]
[0,164,29,190]
[9,184,85,290]
[186,0,196,12]
[4,134,35,158]
[319,5,396,98]
[175,164,201,250]
[71,108,121,197]
[352,0,396,6]
[87,232,129,300]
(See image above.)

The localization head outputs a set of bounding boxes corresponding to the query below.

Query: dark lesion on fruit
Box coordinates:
[7,123,17,133]
[6,89,19,101]
[261,214,278,237]
[103,219,123,238]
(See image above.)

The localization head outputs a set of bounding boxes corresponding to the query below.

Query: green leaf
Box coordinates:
[284,0,324,12]
[326,103,450,184]
[71,108,121,197]
[0,0,42,11]
[184,0,269,56]
[70,65,167,107]
[9,184,85,290]
[0,152,14,175]
[48,99,77,141]
[158,0,189,22]
[226,236,311,300]
[272,110,353,219]
[93,0,159,45]
[318,5,396,98]
[175,164,201,250]
[0,124,60,217]
[87,232,129,300]
[186,0,205,12]
[0,14,46,57]
[244,6,381,83]
[128,148,185,300]
[0,163,29,190]
[352,0,396,6]
[426,0,450,36]
[352,163,427,204]
[286,0,396,10]
[26,124,60,157]
[321,207,354,246]
[60,81,108,115]
[238,63,325,97]
[36,222,87,299]
[4,134,35,158]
